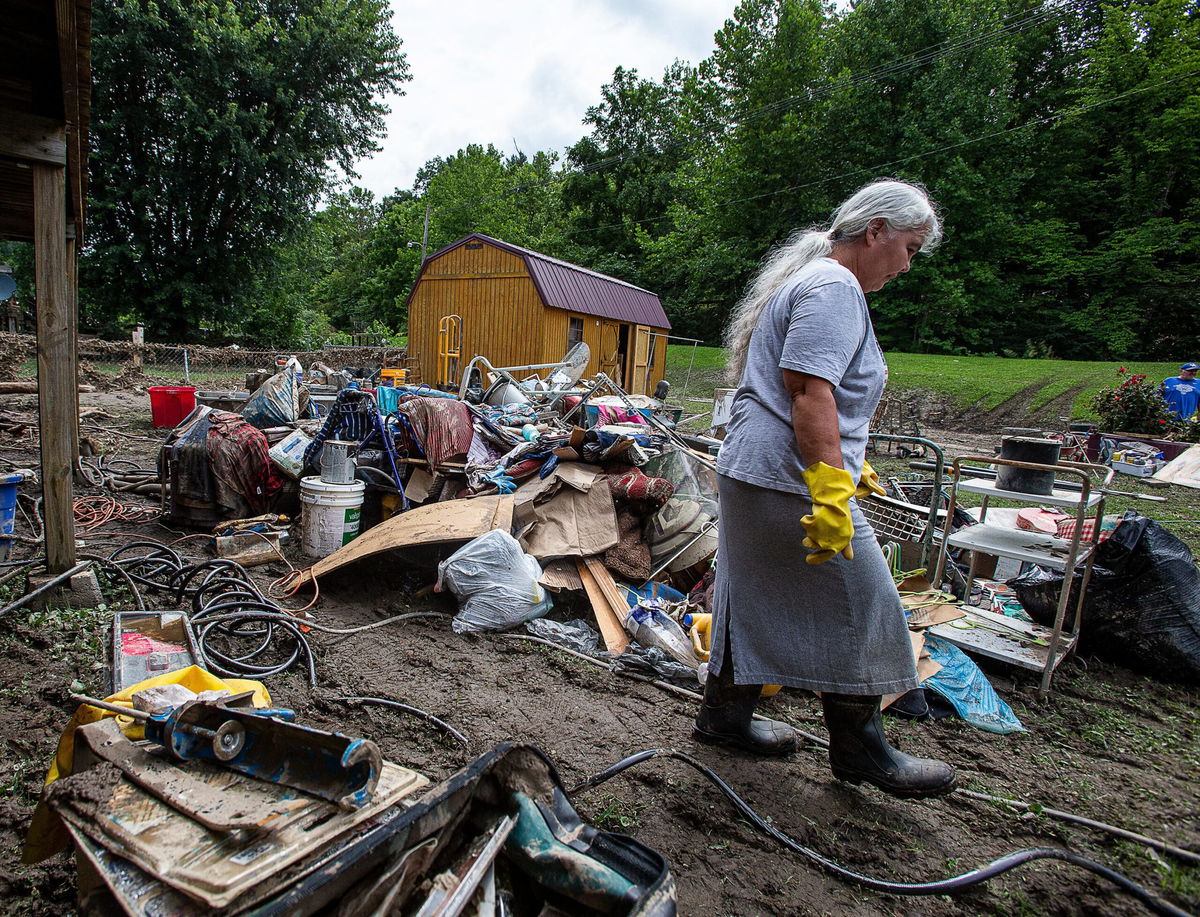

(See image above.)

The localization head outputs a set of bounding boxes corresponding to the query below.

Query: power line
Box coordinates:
[558,66,1200,240]
[424,2,1082,218]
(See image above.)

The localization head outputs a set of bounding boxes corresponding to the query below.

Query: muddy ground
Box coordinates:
[0,390,1196,917]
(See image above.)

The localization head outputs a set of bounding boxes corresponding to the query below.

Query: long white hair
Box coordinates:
[724,179,942,382]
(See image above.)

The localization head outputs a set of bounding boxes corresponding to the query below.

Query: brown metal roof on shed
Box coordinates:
[425,234,671,330]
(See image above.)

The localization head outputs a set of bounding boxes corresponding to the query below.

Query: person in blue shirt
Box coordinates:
[1162,362,1200,421]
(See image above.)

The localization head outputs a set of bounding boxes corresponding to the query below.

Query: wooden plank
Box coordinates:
[67,231,79,471]
[0,110,67,166]
[576,558,629,654]
[582,557,630,625]
[34,163,76,573]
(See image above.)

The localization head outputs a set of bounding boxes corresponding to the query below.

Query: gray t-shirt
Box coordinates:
[717,257,885,495]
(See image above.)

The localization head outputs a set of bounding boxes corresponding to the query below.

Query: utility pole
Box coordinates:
[421,203,430,262]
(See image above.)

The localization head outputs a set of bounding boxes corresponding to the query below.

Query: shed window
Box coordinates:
[567,317,584,348]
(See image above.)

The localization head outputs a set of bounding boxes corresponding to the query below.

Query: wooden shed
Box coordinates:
[405,234,672,396]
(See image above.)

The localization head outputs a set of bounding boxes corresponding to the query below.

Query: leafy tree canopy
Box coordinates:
[83,0,408,341]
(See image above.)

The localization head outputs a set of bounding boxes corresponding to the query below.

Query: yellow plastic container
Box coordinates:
[379,368,408,386]
[688,613,712,661]
[688,613,779,697]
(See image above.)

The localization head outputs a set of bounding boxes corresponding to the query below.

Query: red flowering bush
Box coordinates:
[1090,368,1178,434]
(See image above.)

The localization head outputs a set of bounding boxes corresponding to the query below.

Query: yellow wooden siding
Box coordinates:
[409,242,544,382]
[409,240,668,391]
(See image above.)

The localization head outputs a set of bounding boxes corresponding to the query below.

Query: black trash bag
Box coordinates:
[1008,511,1200,683]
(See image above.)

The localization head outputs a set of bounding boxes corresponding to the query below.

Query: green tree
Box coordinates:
[412,144,565,254]
[639,0,837,341]
[1012,0,1200,359]
[83,0,409,340]
[560,62,700,283]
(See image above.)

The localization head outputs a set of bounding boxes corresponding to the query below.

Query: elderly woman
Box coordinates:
[693,179,955,799]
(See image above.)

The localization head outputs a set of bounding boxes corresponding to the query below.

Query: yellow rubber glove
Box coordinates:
[855,459,887,500]
[800,461,856,565]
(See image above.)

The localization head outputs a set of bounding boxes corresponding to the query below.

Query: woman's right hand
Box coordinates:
[800,462,856,565]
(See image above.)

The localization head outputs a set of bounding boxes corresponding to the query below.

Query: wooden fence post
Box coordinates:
[33,163,76,573]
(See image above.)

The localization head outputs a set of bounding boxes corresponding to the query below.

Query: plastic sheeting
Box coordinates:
[922,635,1025,734]
[525,618,600,655]
[438,530,552,633]
[1009,511,1200,683]
[242,359,308,428]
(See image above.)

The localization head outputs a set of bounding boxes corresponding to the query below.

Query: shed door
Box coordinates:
[599,321,621,383]
[630,326,652,395]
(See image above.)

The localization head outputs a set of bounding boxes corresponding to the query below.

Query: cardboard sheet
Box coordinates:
[404,467,435,502]
[516,466,619,560]
[300,495,513,584]
[538,558,584,592]
[903,598,967,628]
[882,630,942,709]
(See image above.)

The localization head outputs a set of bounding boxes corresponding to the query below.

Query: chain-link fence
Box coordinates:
[0,333,413,391]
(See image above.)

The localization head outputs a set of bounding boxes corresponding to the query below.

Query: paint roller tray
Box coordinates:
[111,611,201,693]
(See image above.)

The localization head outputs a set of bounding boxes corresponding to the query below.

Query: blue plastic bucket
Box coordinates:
[0,472,24,562]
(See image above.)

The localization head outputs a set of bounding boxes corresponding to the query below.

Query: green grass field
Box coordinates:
[666,345,1183,423]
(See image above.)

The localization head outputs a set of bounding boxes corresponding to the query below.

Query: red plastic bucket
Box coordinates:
[148,386,197,428]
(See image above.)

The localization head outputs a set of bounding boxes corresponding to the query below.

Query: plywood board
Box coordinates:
[300,495,514,585]
[1153,442,1200,488]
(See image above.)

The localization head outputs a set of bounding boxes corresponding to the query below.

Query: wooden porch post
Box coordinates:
[33,163,76,573]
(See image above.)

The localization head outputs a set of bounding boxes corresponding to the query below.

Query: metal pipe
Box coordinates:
[907,461,1163,500]
[0,560,93,619]
[70,693,152,720]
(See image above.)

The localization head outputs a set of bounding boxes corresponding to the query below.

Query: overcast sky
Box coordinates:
[351,0,736,199]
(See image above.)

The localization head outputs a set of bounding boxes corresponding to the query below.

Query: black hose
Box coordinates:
[329,695,469,747]
[569,749,1190,917]
[193,611,317,686]
[106,544,318,686]
[78,553,147,611]
[355,465,402,491]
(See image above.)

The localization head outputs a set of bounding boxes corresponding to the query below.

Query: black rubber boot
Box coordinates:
[693,655,796,756]
[822,693,956,799]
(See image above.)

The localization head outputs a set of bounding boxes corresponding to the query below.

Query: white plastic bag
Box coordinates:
[438,529,552,633]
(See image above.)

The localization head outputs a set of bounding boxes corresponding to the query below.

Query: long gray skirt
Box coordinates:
[709,474,918,695]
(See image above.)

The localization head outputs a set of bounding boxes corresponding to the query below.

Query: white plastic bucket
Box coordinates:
[300,476,366,558]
